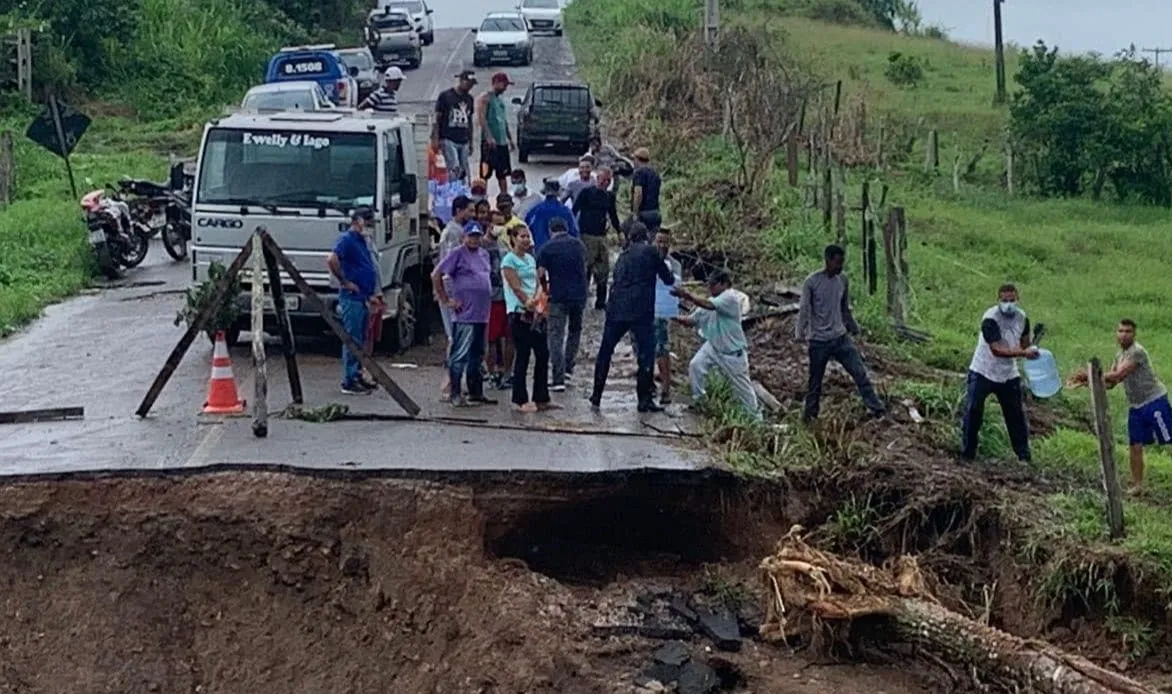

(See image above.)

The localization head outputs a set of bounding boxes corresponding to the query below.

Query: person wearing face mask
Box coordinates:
[960,283,1040,464]
[509,170,541,219]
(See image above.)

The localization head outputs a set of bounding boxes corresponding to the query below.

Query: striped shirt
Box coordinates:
[360,88,398,113]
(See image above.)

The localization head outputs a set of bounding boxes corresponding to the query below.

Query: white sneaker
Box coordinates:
[551,384,567,392]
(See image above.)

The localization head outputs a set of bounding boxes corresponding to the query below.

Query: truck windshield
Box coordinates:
[242,90,322,111]
[196,128,377,209]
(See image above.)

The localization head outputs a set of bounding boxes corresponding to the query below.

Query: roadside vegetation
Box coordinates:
[0,0,367,333]
[566,0,1172,669]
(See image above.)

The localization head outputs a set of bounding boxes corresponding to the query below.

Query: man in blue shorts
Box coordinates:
[1069,318,1171,494]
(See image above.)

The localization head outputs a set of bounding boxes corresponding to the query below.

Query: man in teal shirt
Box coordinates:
[477,72,516,197]
[672,269,762,421]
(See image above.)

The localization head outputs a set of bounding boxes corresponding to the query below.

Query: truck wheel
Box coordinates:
[424,31,435,45]
[555,29,564,37]
[383,283,417,354]
[473,56,483,68]
[207,327,241,348]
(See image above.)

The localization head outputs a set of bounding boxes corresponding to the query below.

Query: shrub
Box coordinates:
[884,51,924,88]
[806,0,876,27]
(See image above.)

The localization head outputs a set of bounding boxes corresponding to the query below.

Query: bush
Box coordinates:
[806,0,876,27]
[884,51,924,88]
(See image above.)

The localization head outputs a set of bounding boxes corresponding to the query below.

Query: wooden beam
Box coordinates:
[0,407,84,424]
[1089,357,1126,539]
[250,233,268,438]
[262,238,303,405]
[258,230,420,417]
[136,238,252,418]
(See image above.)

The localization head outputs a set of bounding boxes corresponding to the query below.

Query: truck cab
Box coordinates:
[190,109,433,352]
[264,45,359,108]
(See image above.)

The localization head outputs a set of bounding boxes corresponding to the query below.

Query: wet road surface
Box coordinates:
[0,29,702,476]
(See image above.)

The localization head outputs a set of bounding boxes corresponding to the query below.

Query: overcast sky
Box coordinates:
[919,0,1168,58]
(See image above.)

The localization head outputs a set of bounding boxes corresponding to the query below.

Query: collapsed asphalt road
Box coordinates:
[0,29,701,476]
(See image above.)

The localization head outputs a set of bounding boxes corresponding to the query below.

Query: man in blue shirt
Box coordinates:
[327,206,379,394]
[630,147,662,232]
[524,179,579,251]
[589,222,676,413]
[537,218,588,391]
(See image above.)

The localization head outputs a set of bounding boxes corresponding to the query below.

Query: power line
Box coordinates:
[1142,47,1172,68]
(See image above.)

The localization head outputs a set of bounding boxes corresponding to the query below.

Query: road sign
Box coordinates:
[25,97,90,159]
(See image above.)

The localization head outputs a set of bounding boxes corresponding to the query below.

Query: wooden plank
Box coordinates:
[263,239,304,405]
[135,238,252,418]
[0,406,84,425]
[0,130,13,206]
[258,230,420,417]
[1089,357,1126,539]
[882,209,898,321]
[250,233,268,438]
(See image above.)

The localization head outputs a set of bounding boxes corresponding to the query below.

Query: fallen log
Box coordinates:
[759,528,1159,694]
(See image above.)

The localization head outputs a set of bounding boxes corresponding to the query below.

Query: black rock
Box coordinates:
[640,661,682,685]
[638,616,693,641]
[698,610,742,652]
[669,594,699,623]
[677,661,720,694]
[652,640,691,667]
[736,601,764,638]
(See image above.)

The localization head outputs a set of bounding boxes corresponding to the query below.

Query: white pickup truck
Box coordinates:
[189,108,435,352]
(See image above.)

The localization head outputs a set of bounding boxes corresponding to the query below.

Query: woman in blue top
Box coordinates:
[501,226,555,413]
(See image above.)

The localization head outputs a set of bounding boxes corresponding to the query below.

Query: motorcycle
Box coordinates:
[79,183,150,279]
[117,174,191,261]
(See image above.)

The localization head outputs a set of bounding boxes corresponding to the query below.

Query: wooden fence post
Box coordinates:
[883,206,908,324]
[0,131,13,206]
[925,129,939,171]
[1089,357,1126,539]
[1006,145,1015,196]
[860,180,870,276]
[250,232,268,438]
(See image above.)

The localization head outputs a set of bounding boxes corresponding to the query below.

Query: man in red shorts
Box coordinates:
[477,198,513,389]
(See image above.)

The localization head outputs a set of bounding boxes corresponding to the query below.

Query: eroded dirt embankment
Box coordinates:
[0,469,939,694]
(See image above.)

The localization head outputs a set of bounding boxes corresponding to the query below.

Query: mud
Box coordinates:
[0,469,943,694]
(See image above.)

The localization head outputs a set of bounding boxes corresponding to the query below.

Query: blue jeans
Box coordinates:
[441,139,471,184]
[339,297,368,387]
[448,322,487,399]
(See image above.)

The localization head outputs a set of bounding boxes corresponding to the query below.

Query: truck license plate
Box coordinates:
[150,212,166,228]
[262,295,300,312]
[493,51,509,59]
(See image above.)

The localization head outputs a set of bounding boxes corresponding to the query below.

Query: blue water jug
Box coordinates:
[1024,348,1061,398]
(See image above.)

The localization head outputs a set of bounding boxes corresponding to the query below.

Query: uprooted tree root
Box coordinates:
[760,530,1160,694]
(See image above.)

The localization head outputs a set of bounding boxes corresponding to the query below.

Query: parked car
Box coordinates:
[472,12,532,67]
[379,0,435,46]
[241,81,335,111]
[517,0,562,36]
[513,81,601,163]
[336,47,379,102]
[264,45,359,107]
[365,7,423,70]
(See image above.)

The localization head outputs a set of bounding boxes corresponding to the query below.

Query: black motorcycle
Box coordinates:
[117,163,192,261]
[80,183,150,279]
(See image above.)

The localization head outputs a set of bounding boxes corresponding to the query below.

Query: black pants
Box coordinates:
[960,371,1031,462]
[510,313,550,406]
[803,334,885,421]
[592,318,656,406]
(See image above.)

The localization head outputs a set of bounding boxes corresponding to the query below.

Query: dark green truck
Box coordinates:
[512,80,601,163]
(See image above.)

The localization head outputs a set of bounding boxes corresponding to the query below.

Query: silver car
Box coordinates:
[517,0,562,36]
[241,81,334,111]
[365,8,423,70]
[336,47,379,102]
[379,0,435,46]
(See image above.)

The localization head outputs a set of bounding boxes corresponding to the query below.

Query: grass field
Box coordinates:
[566,0,1172,614]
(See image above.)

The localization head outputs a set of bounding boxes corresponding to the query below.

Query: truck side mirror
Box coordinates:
[594,98,603,108]
[471,28,477,33]
[511,97,523,105]
[399,174,418,205]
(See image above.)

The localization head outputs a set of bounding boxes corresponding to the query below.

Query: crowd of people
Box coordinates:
[335,70,1172,480]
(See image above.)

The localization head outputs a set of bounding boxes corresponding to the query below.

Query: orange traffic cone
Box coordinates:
[203,331,246,415]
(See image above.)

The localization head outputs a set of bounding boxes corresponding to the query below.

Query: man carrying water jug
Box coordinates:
[1067,319,1171,495]
[960,283,1040,464]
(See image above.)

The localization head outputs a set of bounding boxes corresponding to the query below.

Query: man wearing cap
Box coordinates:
[431,221,497,407]
[327,207,379,395]
[524,179,579,252]
[477,72,516,197]
[433,71,477,185]
[358,67,403,113]
[630,147,662,232]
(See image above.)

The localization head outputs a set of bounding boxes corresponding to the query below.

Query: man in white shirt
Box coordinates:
[960,283,1040,463]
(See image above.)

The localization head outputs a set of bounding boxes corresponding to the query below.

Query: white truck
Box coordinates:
[189,108,436,352]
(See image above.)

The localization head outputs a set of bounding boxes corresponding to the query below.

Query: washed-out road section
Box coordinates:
[0,29,701,477]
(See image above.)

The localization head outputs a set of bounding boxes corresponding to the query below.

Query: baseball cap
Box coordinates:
[463,221,485,236]
[455,70,477,83]
[383,66,404,80]
[491,72,513,85]
[350,206,375,222]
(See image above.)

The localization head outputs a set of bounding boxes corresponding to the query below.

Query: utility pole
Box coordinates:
[1142,47,1172,69]
[993,0,1007,105]
[703,0,719,47]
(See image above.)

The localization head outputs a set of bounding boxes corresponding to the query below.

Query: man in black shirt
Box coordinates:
[573,165,622,310]
[537,219,588,391]
[630,147,662,232]
[432,71,476,184]
[590,222,676,413]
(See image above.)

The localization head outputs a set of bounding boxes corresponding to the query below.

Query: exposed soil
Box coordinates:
[0,470,944,694]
